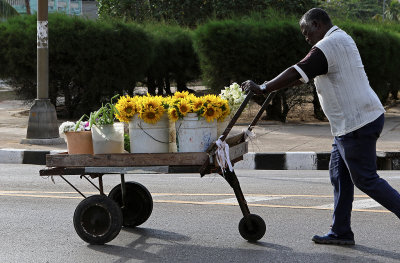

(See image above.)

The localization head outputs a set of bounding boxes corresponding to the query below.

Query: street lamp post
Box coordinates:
[21,0,64,145]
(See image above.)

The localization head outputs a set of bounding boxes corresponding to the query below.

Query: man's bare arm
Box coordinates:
[264,67,302,93]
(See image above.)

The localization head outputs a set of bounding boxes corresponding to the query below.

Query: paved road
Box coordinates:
[1,165,400,262]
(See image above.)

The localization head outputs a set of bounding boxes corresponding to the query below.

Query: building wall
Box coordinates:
[6,0,98,19]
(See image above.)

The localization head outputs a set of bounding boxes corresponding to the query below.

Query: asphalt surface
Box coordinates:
[1,164,399,263]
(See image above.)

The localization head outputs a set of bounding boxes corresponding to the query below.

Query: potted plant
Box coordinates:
[168,91,230,152]
[90,95,125,154]
[114,94,170,153]
[59,115,93,154]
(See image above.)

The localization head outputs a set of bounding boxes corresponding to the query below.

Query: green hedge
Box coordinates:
[338,22,400,101]
[0,15,36,98]
[50,15,153,116]
[1,14,399,120]
[142,24,200,94]
[194,19,309,92]
[194,18,400,102]
[0,14,153,116]
[0,14,199,117]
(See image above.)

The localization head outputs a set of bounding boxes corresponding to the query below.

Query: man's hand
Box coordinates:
[240,80,265,95]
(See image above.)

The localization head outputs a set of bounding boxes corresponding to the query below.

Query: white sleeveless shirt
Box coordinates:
[308,26,385,136]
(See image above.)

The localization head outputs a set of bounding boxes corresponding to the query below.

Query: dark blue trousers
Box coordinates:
[329,114,400,238]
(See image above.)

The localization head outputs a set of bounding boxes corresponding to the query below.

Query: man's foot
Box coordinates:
[312,233,355,245]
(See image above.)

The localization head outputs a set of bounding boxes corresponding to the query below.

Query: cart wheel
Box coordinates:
[108,181,153,227]
[73,195,122,245]
[238,214,266,242]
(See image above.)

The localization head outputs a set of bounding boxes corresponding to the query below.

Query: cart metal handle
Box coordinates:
[217,91,254,143]
[247,91,276,132]
[199,91,276,176]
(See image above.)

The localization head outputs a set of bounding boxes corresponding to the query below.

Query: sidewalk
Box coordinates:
[1,99,400,170]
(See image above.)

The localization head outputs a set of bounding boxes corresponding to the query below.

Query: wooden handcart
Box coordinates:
[40,91,276,245]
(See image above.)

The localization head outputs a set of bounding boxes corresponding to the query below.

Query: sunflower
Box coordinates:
[142,95,162,110]
[140,108,162,124]
[168,107,179,122]
[203,94,218,105]
[173,91,190,99]
[178,99,192,116]
[218,100,231,122]
[202,104,221,122]
[162,96,172,109]
[192,97,204,112]
[115,95,138,123]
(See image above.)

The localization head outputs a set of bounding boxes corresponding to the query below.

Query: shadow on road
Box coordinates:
[87,227,385,263]
[350,244,400,262]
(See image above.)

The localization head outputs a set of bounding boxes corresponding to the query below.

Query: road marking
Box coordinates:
[0,191,98,194]
[153,200,390,213]
[1,191,388,214]
[314,198,382,210]
[0,193,82,199]
[0,191,369,199]
[151,193,369,198]
[210,196,284,204]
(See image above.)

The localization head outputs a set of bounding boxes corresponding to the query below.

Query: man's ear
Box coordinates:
[311,20,320,30]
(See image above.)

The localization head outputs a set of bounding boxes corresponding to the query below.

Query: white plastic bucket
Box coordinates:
[91,123,124,154]
[129,114,169,153]
[175,113,217,152]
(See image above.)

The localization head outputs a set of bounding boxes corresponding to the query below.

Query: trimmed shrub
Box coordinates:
[49,15,153,116]
[141,24,201,95]
[194,18,400,121]
[194,19,308,92]
[339,22,400,102]
[0,15,36,98]
[0,14,153,117]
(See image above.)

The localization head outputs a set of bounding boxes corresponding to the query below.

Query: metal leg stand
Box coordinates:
[60,175,86,198]
[120,173,126,208]
[223,170,251,218]
[98,176,104,195]
[224,170,267,241]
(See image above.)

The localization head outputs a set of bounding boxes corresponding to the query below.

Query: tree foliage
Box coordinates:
[320,0,382,20]
[385,0,400,21]
[97,0,318,26]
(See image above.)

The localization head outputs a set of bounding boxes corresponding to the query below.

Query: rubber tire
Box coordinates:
[238,214,266,242]
[108,181,153,227]
[73,195,123,245]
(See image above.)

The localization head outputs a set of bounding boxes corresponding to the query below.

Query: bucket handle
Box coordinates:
[138,122,171,144]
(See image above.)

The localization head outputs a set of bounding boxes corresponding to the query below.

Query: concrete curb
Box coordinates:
[0,149,64,165]
[1,149,399,171]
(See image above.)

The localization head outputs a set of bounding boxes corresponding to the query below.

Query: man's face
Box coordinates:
[300,22,322,46]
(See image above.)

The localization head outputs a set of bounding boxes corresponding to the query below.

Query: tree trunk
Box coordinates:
[147,74,156,95]
[164,75,172,95]
[156,77,164,95]
[266,93,284,122]
[24,0,31,15]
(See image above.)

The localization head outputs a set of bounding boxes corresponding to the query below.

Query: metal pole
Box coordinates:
[37,0,49,99]
[22,0,63,144]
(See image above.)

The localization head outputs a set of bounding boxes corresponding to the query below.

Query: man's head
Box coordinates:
[299,8,333,46]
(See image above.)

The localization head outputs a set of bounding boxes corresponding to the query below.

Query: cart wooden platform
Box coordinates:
[39,92,276,245]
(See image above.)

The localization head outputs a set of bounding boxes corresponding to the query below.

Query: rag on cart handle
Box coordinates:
[199,91,276,176]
